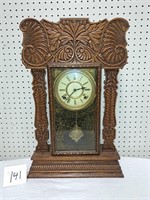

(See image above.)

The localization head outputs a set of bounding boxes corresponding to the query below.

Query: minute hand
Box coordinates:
[68,89,76,97]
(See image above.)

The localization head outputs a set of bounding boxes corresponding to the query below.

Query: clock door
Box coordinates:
[48,66,101,155]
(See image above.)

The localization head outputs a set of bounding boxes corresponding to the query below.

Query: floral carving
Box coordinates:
[41,18,107,63]
[99,18,129,68]
[20,18,129,69]
[20,19,50,68]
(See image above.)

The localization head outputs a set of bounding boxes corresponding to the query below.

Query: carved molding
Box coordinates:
[102,69,119,151]
[31,163,120,171]
[20,18,129,69]
[31,69,49,151]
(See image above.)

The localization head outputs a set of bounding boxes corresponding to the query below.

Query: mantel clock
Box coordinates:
[20,17,129,177]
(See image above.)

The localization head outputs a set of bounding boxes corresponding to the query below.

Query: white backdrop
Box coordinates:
[0,0,150,160]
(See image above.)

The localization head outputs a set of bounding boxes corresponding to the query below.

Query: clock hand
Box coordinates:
[68,88,76,97]
[75,86,86,91]
[68,87,84,97]
[62,88,77,102]
[68,86,88,98]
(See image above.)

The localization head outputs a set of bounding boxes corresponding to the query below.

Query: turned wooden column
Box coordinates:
[102,69,119,151]
[31,69,49,152]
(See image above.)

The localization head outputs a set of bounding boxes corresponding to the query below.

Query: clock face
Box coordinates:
[54,69,96,111]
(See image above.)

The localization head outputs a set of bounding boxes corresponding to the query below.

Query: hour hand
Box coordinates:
[75,86,85,91]
[76,87,90,91]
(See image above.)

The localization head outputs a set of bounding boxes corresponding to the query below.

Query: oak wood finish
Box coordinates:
[103,69,119,151]
[20,17,129,178]
[31,69,49,152]
[28,145,123,178]
[20,18,129,69]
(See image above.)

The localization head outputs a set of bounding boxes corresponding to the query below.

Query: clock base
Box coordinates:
[28,145,123,178]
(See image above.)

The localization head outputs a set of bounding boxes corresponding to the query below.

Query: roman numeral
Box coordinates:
[79,76,83,81]
[83,81,88,85]
[59,89,65,91]
[73,74,76,80]
[61,82,67,86]
[66,76,71,81]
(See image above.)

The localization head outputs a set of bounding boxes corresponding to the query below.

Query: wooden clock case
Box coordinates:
[20,17,129,178]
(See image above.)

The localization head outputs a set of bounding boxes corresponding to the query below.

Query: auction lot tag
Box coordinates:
[3,164,27,187]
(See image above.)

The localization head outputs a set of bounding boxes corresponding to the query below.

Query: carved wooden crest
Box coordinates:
[20,18,129,69]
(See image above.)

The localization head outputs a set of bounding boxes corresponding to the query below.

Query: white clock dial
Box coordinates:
[54,69,96,111]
